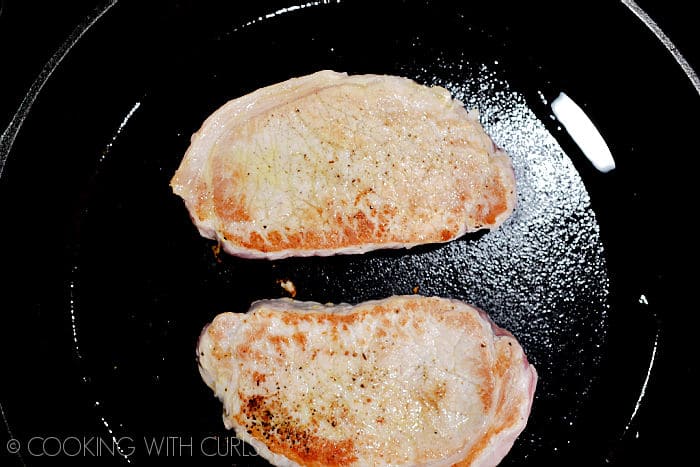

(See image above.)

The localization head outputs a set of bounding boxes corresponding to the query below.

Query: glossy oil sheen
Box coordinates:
[74,8,608,464]
[2,1,693,466]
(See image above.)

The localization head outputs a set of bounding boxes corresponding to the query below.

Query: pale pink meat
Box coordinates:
[171,71,516,259]
[198,295,537,466]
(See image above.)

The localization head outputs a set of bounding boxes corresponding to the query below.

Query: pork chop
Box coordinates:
[171,71,516,259]
[197,295,537,466]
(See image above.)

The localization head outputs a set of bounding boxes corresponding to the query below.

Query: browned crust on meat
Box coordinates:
[199,296,535,466]
[217,208,415,253]
[172,71,517,259]
[451,339,530,467]
[239,393,358,467]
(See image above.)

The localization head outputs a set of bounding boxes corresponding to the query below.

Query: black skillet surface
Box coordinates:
[1,1,697,465]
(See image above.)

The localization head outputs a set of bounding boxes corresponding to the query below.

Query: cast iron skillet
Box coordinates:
[0,1,697,465]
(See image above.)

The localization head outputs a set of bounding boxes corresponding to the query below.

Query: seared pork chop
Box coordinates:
[171,71,516,259]
[198,295,536,466]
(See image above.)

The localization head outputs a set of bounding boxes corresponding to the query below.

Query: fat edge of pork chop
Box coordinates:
[171,71,516,260]
[197,295,537,467]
